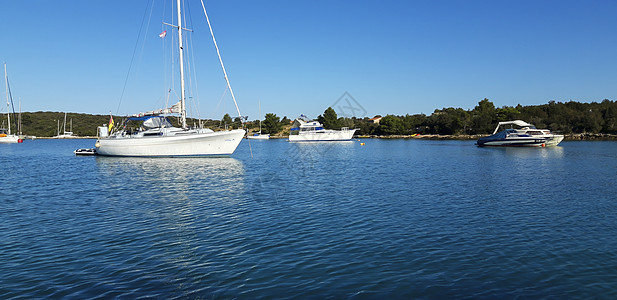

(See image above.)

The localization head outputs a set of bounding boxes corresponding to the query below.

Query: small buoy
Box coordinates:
[360,142,365,146]
[18,139,23,143]
[542,143,546,147]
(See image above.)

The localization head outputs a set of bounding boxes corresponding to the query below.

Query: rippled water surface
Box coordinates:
[1,139,617,298]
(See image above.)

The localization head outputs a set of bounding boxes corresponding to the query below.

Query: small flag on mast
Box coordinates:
[108,113,114,133]
[159,30,167,38]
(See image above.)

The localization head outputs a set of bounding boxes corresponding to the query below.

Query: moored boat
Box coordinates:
[476,120,564,147]
[247,133,270,140]
[289,115,356,142]
[247,101,270,140]
[54,112,76,138]
[74,148,97,156]
[1,63,22,144]
[95,0,245,157]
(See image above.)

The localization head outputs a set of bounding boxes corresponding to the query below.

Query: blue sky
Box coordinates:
[1,0,616,121]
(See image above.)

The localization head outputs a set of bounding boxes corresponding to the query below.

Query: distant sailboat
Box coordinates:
[1,63,22,144]
[55,112,75,138]
[247,101,270,140]
[95,0,245,156]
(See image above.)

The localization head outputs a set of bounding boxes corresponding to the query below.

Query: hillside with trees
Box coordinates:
[314,99,617,137]
[5,99,616,138]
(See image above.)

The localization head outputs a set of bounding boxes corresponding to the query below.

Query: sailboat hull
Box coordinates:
[247,134,270,140]
[95,129,245,157]
[289,129,357,142]
[0,135,21,143]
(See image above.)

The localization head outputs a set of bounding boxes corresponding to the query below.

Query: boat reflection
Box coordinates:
[95,156,246,200]
[502,145,565,159]
[478,145,565,159]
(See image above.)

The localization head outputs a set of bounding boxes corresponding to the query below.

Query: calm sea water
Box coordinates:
[1,138,616,298]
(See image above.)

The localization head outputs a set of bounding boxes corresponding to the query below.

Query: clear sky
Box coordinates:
[1,0,616,121]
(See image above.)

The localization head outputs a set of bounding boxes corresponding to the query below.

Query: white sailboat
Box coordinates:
[1,63,22,144]
[54,112,75,138]
[247,101,270,140]
[95,0,245,157]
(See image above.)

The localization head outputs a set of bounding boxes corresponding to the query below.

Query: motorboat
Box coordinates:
[288,115,357,142]
[476,120,564,147]
[74,148,97,156]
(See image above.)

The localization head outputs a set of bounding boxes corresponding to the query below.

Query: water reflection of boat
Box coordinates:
[96,156,246,199]
[476,120,564,147]
[96,156,245,181]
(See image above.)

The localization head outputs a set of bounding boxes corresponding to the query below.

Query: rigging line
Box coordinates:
[215,87,228,120]
[200,0,243,123]
[185,11,204,124]
[116,0,155,115]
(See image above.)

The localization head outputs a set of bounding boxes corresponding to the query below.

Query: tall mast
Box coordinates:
[177,0,187,129]
[258,100,262,134]
[4,63,10,135]
[63,112,67,134]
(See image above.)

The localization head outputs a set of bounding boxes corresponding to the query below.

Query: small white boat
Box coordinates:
[54,112,76,138]
[289,115,356,142]
[1,63,22,144]
[74,148,97,156]
[247,133,270,140]
[247,100,270,140]
[0,129,21,143]
[476,120,564,147]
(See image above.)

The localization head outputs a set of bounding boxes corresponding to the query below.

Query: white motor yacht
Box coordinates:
[476,120,564,147]
[289,115,356,142]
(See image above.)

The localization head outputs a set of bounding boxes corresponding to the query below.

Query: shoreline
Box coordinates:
[352,133,617,141]
[25,133,617,141]
[265,133,617,141]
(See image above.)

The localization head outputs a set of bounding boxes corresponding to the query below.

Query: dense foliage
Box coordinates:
[7,99,617,137]
[262,113,282,134]
[312,98,617,136]
[6,112,233,137]
[317,107,339,129]
[8,112,111,137]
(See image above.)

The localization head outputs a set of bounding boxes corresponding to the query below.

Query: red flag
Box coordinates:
[159,30,167,38]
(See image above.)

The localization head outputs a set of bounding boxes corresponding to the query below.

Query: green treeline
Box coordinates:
[6,112,223,137]
[309,98,617,136]
[10,112,111,137]
[6,98,617,137]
